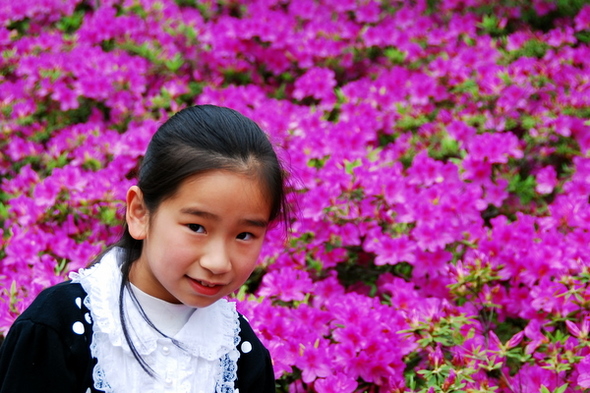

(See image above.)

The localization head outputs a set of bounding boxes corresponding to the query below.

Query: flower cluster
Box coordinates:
[2,0,590,391]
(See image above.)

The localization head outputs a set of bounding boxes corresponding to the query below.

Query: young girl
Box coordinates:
[0,105,289,393]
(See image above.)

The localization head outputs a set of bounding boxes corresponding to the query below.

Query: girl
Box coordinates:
[0,105,289,393]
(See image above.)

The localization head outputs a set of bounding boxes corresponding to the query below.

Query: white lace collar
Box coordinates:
[70,248,241,393]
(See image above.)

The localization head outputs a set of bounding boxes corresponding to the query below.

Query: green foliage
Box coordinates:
[6,18,30,36]
[478,14,506,37]
[384,47,407,64]
[507,172,536,205]
[502,39,550,64]
[56,10,85,34]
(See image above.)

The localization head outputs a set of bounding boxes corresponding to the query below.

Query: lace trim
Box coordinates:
[216,315,241,393]
[70,248,241,392]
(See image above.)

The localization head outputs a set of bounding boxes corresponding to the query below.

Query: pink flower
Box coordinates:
[411,249,452,277]
[535,166,557,194]
[506,331,524,349]
[510,364,557,393]
[51,85,79,111]
[257,267,313,302]
[577,355,590,388]
[295,342,332,383]
[461,156,492,182]
[314,373,357,393]
[575,5,590,31]
[524,319,547,354]
[545,26,576,47]
[566,318,589,338]
[412,221,456,252]
[364,232,416,266]
[292,67,336,104]
[482,179,509,208]
[446,120,476,146]
[467,132,523,164]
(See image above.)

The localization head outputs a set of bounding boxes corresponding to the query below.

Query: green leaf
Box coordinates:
[83,158,102,171]
[54,258,69,275]
[508,173,537,204]
[165,53,184,72]
[56,10,85,34]
[344,159,362,175]
[384,47,406,64]
[479,15,502,35]
[100,207,119,226]
[47,153,69,171]
[0,202,8,221]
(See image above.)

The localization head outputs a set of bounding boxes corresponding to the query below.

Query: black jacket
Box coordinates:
[0,281,275,393]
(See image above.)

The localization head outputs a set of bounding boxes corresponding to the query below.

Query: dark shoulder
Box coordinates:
[237,314,269,354]
[236,314,275,392]
[15,281,90,331]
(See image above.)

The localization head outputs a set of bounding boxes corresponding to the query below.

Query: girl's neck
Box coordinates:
[129,283,195,337]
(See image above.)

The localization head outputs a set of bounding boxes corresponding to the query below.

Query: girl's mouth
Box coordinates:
[187,277,224,296]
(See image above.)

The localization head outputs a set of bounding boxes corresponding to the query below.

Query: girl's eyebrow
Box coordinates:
[180,207,269,228]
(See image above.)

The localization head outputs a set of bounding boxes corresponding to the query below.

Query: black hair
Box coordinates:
[94,105,290,377]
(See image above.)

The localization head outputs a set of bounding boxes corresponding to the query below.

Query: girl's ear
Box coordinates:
[126,186,149,240]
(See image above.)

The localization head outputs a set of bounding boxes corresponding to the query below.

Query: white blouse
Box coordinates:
[70,248,241,393]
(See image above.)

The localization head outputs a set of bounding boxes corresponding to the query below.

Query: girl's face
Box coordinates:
[126,170,271,308]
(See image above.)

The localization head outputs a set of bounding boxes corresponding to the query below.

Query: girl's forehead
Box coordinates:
[171,170,272,216]
[181,170,265,191]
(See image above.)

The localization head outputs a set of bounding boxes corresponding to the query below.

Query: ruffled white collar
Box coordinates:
[70,247,241,393]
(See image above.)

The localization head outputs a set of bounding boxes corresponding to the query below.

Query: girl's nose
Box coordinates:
[199,242,232,275]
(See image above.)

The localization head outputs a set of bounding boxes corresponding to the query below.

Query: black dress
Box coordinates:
[0,281,275,393]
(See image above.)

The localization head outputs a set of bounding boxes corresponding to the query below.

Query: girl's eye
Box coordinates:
[188,224,205,233]
[237,232,253,241]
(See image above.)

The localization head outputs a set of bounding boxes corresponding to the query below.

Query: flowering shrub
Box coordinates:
[2,0,590,391]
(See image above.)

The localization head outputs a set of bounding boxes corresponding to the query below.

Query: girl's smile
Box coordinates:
[126,170,271,308]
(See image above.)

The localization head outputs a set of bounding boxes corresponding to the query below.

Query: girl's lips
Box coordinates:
[187,277,224,296]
